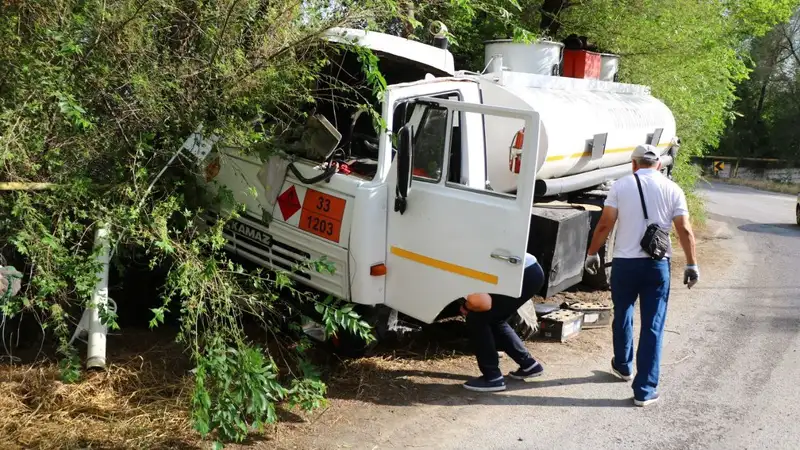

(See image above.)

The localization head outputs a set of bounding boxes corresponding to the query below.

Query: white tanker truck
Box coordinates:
[199,27,680,351]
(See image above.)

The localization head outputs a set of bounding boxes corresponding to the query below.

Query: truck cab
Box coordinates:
[205,71,541,323]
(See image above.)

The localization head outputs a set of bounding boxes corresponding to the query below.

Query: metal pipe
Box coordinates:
[535,156,674,197]
[0,182,57,191]
[86,225,111,370]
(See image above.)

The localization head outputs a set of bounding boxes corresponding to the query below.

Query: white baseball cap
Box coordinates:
[632,144,660,162]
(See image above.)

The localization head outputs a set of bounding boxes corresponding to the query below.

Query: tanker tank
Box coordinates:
[473,42,678,196]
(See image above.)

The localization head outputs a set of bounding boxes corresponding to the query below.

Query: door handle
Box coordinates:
[491,253,522,265]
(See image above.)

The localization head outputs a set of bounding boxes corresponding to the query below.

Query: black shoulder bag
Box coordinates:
[635,174,670,260]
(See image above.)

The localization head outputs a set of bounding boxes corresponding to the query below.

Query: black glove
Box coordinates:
[683,265,699,289]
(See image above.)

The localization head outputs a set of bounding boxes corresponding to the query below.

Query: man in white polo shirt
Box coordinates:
[585,144,698,407]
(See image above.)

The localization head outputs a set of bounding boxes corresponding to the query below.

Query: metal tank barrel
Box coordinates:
[477,71,677,195]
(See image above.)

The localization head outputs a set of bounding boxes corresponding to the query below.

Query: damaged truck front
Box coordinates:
[200,28,466,351]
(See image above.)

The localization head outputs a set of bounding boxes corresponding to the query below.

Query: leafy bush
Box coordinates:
[0,0,389,444]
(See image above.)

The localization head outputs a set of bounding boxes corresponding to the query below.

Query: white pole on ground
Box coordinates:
[86,225,111,370]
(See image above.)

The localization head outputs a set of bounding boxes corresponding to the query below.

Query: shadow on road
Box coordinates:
[738,223,800,236]
[326,363,633,409]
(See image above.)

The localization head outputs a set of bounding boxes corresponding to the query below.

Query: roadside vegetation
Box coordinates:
[0,0,796,447]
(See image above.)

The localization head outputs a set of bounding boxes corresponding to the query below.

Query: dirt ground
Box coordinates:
[0,224,728,450]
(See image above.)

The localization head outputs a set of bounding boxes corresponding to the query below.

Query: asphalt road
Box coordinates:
[445,182,800,450]
[284,182,800,450]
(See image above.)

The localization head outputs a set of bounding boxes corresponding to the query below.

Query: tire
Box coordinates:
[582,224,617,290]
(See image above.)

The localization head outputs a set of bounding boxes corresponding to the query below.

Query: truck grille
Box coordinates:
[203,213,312,280]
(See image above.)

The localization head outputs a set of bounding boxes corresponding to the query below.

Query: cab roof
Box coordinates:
[323,28,455,77]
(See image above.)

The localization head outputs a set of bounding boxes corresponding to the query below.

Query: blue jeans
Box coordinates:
[611,258,671,401]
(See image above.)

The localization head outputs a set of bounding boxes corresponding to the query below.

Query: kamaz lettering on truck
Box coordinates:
[198,27,680,352]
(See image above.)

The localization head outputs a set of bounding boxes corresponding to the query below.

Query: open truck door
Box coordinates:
[383,84,541,323]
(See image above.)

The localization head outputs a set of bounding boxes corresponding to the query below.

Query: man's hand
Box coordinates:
[684,265,699,289]
[585,253,601,275]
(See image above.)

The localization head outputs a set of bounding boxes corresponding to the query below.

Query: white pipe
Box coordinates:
[86,225,111,370]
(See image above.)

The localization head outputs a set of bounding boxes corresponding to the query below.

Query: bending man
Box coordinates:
[461,253,545,392]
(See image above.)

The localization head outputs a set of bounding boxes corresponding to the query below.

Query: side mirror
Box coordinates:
[395,124,413,214]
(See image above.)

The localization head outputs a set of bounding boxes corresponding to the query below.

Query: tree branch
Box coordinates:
[83,0,153,60]
[209,0,245,67]
[780,23,800,67]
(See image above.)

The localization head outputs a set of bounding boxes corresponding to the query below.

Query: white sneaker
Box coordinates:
[634,394,660,407]
[611,358,633,381]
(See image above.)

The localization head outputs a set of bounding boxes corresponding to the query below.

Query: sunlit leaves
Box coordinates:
[1,1,383,447]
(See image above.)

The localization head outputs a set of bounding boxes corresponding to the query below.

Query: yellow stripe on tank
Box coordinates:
[545,142,670,163]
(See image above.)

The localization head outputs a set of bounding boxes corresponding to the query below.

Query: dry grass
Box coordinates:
[716,177,800,195]
[0,343,197,450]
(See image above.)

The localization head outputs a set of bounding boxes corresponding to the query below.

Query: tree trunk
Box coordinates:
[755,77,770,118]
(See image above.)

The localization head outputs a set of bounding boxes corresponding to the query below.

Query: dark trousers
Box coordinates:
[466,262,545,380]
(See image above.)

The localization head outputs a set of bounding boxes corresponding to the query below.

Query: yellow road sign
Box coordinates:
[713,161,725,172]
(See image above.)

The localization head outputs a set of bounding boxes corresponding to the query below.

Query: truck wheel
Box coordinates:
[582,224,616,290]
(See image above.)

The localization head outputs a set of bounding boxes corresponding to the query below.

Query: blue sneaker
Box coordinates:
[611,357,633,381]
[508,361,544,380]
[463,376,506,392]
[634,393,660,407]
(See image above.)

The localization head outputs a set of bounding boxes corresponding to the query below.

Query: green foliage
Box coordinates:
[405,0,533,69]
[718,10,800,160]
[727,0,800,37]
[558,1,795,164]
[314,296,376,344]
[671,153,707,225]
[0,0,384,445]
[191,336,286,443]
[352,43,389,131]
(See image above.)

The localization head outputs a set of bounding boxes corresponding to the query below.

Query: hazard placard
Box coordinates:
[276,185,302,220]
[299,190,345,242]
[273,182,348,245]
